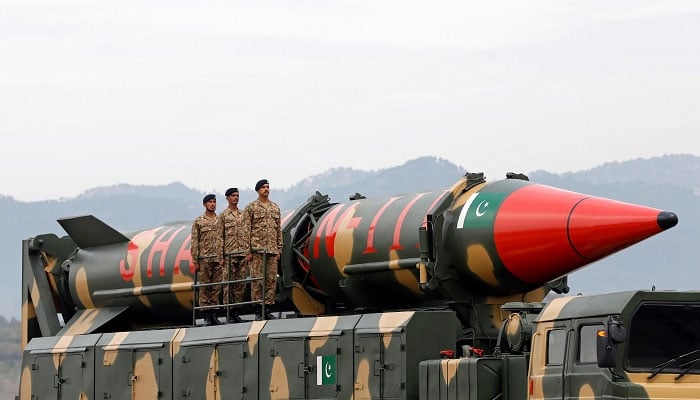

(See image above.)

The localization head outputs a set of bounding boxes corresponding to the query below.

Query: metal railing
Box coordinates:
[192,249,272,325]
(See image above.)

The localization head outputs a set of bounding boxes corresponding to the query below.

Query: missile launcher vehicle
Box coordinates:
[19,172,699,399]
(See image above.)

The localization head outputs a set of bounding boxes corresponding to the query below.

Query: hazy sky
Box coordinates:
[1,1,698,201]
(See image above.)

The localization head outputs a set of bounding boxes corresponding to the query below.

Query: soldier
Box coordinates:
[219,187,246,323]
[190,194,224,326]
[243,179,282,320]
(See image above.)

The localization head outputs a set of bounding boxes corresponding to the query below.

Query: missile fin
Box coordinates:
[57,215,130,248]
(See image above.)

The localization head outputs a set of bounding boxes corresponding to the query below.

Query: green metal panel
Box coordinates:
[382,333,405,399]
[95,329,177,400]
[464,358,503,400]
[419,358,504,400]
[417,359,445,400]
[354,334,382,400]
[217,342,248,398]
[173,323,259,399]
[95,346,137,399]
[273,338,306,399]
[176,344,216,398]
[354,311,458,400]
[305,337,339,399]
[502,355,528,400]
[30,354,58,399]
[133,348,163,398]
[259,315,362,400]
[23,334,99,400]
[56,353,87,399]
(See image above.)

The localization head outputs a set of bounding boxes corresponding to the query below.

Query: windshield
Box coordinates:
[625,302,700,375]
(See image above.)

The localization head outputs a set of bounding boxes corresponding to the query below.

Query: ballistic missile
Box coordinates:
[23,173,677,338]
[288,173,677,313]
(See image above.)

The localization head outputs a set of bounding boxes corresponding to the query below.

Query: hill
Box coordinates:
[1,154,698,319]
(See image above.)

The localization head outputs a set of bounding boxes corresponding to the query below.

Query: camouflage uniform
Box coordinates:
[190,213,223,308]
[243,199,282,305]
[219,207,248,304]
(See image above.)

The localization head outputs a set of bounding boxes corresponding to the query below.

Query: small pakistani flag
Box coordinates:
[317,355,336,385]
[457,192,508,229]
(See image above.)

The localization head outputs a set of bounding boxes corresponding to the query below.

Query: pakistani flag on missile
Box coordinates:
[317,355,336,385]
[457,192,508,229]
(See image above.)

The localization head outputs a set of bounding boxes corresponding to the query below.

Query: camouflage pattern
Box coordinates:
[191,213,224,308]
[220,207,249,304]
[197,260,223,308]
[19,217,200,373]
[19,174,684,399]
[190,213,224,264]
[223,254,248,304]
[529,290,700,400]
[243,199,283,255]
[283,174,563,346]
[20,310,457,400]
[20,175,674,345]
[248,252,278,305]
[171,322,264,399]
[243,199,282,305]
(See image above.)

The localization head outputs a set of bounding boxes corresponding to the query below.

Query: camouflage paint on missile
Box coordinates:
[59,216,197,324]
[53,176,678,324]
[304,188,451,306]
[446,178,677,292]
[306,177,678,307]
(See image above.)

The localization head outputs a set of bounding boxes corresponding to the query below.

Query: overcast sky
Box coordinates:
[1,1,698,202]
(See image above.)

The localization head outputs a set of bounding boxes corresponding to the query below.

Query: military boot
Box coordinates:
[255,306,276,321]
[203,311,221,326]
[228,310,244,323]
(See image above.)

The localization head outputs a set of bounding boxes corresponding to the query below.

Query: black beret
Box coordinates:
[255,179,269,191]
[225,187,239,197]
[202,194,216,204]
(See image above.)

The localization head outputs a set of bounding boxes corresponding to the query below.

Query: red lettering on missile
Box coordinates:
[391,193,428,250]
[146,227,184,277]
[119,226,194,280]
[119,241,140,281]
[119,228,160,281]
[313,205,345,258]
[313,203,361,258]
[174,235,193,275]
[363,197,400,254]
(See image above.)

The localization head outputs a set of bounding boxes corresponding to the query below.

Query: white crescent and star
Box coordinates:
[325,362,332,378]
[475,200,489,217]
[457,193,500,229]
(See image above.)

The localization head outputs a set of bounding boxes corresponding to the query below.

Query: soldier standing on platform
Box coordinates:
[243,179,282,320]
[190,194,223,326]
[219,187,247,323]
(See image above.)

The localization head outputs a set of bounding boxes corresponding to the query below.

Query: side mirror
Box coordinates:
[597,316,627,368]
[609,319,627,344]
[596,329,616,368]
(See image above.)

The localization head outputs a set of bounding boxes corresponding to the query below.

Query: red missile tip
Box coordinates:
[568,197,674,261]
[494,184,678,285]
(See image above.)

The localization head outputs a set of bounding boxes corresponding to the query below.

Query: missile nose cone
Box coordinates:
[657,211,678,230]
[568,197,674,261]
[491,183,678,286]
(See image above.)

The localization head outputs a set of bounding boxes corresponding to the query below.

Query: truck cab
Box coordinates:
[529,290,700,400]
